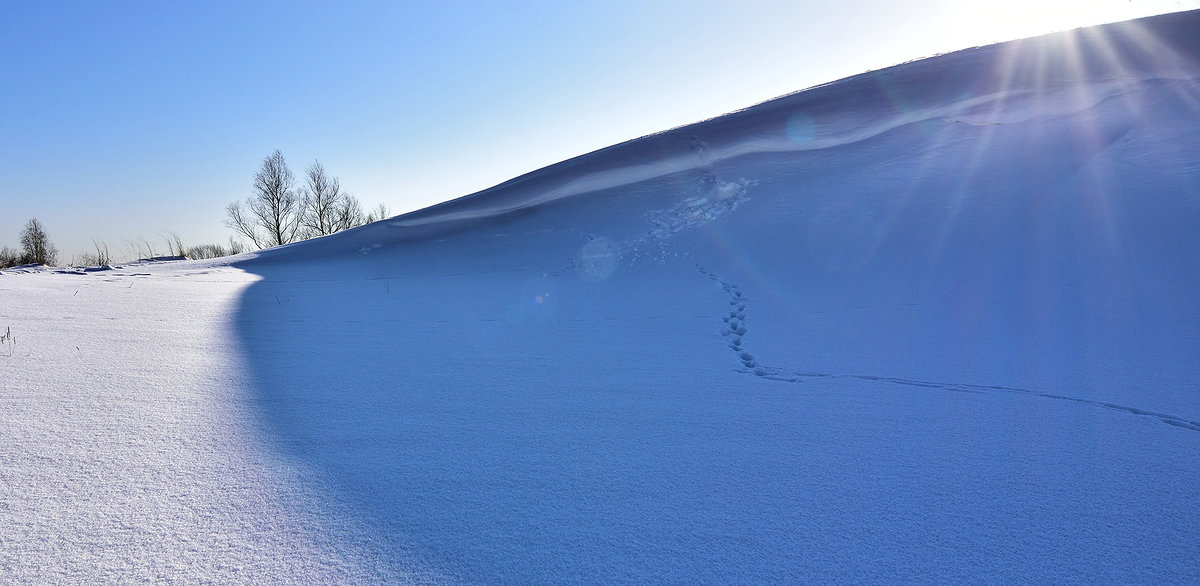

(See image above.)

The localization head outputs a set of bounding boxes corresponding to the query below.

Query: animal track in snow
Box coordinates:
[553,173,756,279]
[697,264,758,371]
[695,264,1200,433]
[644,174,753,243]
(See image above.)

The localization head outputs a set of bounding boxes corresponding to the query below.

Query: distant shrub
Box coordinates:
[227,238,246,255]
[186,244,228,259]
[365,201,391,223]
[185,238,247,260]
[0,246,19,268]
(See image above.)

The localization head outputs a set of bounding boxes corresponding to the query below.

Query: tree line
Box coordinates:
[226,150,388,249]
[0,150,390,269]
[0,220,246,269]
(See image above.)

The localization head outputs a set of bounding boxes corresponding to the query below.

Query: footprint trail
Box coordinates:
[696,265,1200,433]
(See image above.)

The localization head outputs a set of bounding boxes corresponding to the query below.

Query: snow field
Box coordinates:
[0,267,437,583]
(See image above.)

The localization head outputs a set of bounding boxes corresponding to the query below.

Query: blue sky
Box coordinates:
[2,0,1197,259]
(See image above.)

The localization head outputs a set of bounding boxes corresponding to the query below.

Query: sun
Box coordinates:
[961,0,1196,46]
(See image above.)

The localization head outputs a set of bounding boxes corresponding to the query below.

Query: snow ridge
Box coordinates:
[378,11,1200,233]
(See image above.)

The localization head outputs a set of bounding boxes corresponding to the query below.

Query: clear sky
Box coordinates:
[2,0,1197,261]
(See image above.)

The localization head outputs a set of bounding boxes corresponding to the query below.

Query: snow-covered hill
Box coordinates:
[3,10,1199,583]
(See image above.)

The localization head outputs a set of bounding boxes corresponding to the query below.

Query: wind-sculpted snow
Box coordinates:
[363,16,1199,233]
[381,85,1128,230]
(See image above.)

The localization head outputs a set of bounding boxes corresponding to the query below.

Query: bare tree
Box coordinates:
[333,194,366,230]
[226,150,302,249]
[19,218,57,266]
[225,203,263,249]
[365,202,392,223]
[227,236,246,255]
[299,160,364,237]
[0,246,19,268]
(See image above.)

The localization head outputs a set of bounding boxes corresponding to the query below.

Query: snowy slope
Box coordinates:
[4,10,1200,584]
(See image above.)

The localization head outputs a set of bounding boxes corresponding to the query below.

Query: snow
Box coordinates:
[3,11,1200,583]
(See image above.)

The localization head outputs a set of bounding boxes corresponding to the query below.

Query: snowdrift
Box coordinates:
[227,11,1200,583]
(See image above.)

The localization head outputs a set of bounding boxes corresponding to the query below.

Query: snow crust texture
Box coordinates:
[3,10,1200,584]
[0,266,432,583]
